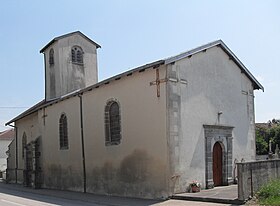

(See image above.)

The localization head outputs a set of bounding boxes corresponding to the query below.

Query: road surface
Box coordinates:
[0,187,101,206]
[0,182,236,206]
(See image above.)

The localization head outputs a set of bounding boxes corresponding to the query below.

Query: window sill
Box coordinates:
[105,141,121,146]
[71,61,84,66]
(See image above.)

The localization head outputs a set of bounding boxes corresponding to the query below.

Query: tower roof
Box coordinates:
[40,31,101,53]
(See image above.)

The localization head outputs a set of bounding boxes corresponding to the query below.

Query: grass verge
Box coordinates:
[257,178,280,205]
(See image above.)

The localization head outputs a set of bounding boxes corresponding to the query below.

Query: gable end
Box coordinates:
[165,40,264,91]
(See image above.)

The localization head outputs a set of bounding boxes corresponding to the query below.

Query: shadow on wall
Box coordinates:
[190,128,204,169]
[88,149,167,198]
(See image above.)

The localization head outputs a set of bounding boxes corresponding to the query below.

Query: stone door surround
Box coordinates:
[204,125,233,188]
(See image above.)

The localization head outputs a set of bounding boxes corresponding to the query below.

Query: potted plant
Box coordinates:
[189,181,201,193]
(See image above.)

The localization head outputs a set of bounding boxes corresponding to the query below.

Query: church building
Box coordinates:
[6,31,263,198]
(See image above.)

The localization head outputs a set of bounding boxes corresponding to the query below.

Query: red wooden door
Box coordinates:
[213,142,223,186]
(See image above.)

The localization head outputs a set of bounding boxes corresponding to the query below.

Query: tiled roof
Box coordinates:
[256,123,279,129]
[0,129,14,140]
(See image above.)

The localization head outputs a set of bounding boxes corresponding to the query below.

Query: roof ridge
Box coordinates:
[165,40,222,64]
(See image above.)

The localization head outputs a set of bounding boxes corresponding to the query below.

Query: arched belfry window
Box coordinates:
[22,132,27,158]
[71,46,83,64]
[59,113,69,149]
[105,99,121,146]
[49,48,54,66]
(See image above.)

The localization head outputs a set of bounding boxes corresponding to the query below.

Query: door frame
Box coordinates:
[23,137,41,188]
[204,125,233,188]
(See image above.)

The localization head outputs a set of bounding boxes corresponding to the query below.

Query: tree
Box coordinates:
[255,119,280,155]
[256,129,268,155]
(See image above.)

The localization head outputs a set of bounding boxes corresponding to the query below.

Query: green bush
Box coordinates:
[257,178,280,205]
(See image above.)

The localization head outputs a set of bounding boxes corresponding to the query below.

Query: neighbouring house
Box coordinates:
[5,31,263,198]
[0,129,14,178]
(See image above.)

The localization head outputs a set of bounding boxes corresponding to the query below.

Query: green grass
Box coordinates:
[257,178,280,205]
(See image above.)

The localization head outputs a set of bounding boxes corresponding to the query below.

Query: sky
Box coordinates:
[0,0,279,130]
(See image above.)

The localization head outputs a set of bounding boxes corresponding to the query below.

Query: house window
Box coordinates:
[22,132,27,158]
[59,113,69,149]
[49,48,54,66]
[105,100,121,146]
[71,46,83,64]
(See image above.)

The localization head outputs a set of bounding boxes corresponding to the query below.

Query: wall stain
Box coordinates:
[42,150,167,198]
[119,149,149,183]
[44,164,82,191]
[87,149,167,198]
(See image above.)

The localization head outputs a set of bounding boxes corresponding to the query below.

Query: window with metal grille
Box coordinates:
[49,48,54,66]
[59,113,69,149]
[105,100,121,146]
[71,46,83,64]
[22,132,27,158]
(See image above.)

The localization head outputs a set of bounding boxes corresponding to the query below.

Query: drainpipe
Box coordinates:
[6,123,18,184]
[78,93,87,193]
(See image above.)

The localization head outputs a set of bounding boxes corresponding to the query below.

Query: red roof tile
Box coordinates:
[0,129,14,140]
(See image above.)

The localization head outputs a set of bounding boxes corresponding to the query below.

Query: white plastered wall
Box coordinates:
[167,46,256,192]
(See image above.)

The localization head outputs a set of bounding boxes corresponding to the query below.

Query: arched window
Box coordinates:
[22,132,27,158]
[49,48,54,66]
[59,113,69,149]
[71,46,83,64]
[77,50,83,63]
[105,100,121,146]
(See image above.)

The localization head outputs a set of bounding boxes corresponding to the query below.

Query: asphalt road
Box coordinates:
[0,182,236,206]
[0,187,102,206]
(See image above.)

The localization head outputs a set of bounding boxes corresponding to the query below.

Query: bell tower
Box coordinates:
[40,31,101,101]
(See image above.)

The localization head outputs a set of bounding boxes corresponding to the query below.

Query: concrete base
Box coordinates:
[172,185,244,205]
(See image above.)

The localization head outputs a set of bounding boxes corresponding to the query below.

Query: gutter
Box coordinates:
[78,94,87,193]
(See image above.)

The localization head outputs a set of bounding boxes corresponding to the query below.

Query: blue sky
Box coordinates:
[0,0,279,130]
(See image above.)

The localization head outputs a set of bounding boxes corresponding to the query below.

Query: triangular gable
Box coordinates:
[165,40,264,91]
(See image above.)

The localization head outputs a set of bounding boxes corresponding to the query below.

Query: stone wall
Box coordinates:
[237,159,280,200]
